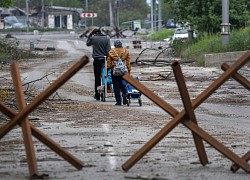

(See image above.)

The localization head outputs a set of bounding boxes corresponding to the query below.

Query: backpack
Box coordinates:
[112,48,128,76]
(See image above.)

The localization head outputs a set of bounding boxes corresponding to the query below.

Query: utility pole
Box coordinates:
[41,0,45,28]
[150,0,154,33]
[153,0,157,31]
[26,0,29,32]
[116,0,120,27]
[221,0,230,45]
[158,0,162,31]
[85,0,88,26]
[109,0,114,27]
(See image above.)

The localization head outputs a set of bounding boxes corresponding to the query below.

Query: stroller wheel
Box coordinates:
[138,98,142,106]
[101,93,105,102]
[127,99,131,106]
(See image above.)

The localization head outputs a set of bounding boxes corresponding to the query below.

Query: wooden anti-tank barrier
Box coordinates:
[0,56,89,178]
[122,51,250,173]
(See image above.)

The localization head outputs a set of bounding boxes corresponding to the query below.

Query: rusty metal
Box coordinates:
[231,151,250,172]
[221,63,250,90]
[135,48,160,65]
[192,51,249,109]
[135,47,175,66]
[0,56,89,140]
[182,120,250,173]
[174,60,250,173]
[0,101,84,170]
[11,63,38,176]
[154,47,175,64]
[0,55,89,176]
[122,51,250,172]
[221,62,250,173]
[172,61,208,166]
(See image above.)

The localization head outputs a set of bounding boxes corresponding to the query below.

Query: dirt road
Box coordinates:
[0,32,249,180]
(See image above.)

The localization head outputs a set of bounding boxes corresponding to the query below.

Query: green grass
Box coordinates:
[0,27,69,33]
[146,28,175,41]
[146,26,250,66]
[0,37,38,63]
[173,27,250,66]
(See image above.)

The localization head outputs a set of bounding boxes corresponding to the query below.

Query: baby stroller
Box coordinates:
[98,57,113,102]
[124,77,142,106]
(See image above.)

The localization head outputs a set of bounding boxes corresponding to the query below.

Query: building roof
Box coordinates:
[0,7,27,16]
[46,6,82,13]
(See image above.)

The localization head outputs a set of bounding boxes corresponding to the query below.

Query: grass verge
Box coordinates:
[147,27,250,66]
[173,27,250,66]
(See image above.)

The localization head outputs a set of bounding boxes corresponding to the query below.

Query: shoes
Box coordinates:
[94,94,100,101]
[115,103,121,106]
[100,93,105,101]
[122,95,128,105]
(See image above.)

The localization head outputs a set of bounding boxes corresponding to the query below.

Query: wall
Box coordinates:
[204,50,249,67]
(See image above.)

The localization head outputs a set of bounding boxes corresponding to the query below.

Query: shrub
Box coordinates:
[173,27,250,66]
[146,28,175,41]
[0,38,37,63]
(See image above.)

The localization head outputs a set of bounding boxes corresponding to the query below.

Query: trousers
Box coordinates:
[93,57,105,99]
[111,72,126,104]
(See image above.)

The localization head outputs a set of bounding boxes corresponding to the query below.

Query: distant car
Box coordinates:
[172,28,197,41]
[78,23,88,28]
[166,19,181,29]
[166,19,176,28]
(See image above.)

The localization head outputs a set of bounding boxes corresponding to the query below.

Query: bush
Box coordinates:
[146,28,175,41]
[173,27,250,66]
[0,38,37,63]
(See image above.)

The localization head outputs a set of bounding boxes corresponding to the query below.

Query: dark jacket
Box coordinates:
[86,34,111,59]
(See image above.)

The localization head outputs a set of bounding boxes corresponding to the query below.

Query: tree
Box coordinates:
[164,0,250,33]
[161,0,175,26]
[11,0,150,28]
[119,0,149,25]
[12,0,83,9]
[44,0,83,8]
[0,0,13,7]
[87,0,150,27]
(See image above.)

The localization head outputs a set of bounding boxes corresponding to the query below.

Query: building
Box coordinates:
[41,6,82,29]
[0,6,83,30]
[0,7,27,29]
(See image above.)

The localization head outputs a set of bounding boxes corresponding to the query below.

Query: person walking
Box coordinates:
[86,28,111,100]
[107,40,131,106]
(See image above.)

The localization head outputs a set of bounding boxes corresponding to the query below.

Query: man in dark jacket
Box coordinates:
[86,29,111,100]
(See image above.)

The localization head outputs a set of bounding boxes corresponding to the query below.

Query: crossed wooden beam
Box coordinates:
[0,56,89,177]
[122,51,250,173]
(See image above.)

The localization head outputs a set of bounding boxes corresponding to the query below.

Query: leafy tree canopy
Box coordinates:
[0,0,13,8]
[164,0,250,33]
[87,0,149,27]
[12,0,150,27]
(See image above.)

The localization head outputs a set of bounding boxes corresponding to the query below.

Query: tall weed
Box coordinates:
[147,29,175,41]
[0,38,37,63]
[174,27,250,66]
